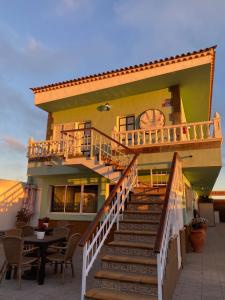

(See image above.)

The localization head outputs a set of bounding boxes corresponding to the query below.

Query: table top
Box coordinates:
[23,235,66,246]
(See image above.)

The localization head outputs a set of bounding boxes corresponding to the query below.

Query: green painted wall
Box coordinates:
[52,88,172,136]
[32,174,109,221]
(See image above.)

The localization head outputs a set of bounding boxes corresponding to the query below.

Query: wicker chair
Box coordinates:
[53,227,70,240]
[46,233,81,282]
[22,225,34,237]
[5,228,22,238]
[0,237,39,288]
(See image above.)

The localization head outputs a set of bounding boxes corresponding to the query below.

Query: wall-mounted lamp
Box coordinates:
[97,102,111,112]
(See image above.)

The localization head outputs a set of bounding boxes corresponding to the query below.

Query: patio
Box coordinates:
[0,224,225,300]
[173,223,225,300]
[0,240,100,300]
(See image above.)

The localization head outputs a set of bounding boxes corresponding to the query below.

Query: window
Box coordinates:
[50,185,98,213]
[119,115,135,132]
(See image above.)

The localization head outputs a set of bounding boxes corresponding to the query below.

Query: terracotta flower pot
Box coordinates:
[190,229,205,253]
[199,223,208,232]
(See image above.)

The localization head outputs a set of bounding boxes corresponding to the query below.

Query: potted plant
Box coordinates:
[16,208,32,228]
[42,216,50,228]
[190,217,208,253]
[36,223,47,240]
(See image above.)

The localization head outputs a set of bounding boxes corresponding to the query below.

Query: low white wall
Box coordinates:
[0,179,24,231]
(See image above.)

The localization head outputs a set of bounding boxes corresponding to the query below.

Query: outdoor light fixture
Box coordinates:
[97,102,111,112]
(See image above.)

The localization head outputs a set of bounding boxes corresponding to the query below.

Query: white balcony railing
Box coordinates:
[112,113,222,148]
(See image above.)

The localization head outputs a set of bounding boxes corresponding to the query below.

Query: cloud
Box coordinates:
[1,137,26,153]
[0,29,76,85]
[113,0,225,58]
[55,0,94,16]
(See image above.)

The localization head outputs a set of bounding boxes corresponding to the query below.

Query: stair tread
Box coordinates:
[120,219,159,224]
[85,288,157,300]
[108,240,154,249]
[115,229,157,236]
[95,270,157,285]
[130,200,164,204]
[102,254,157,265]
[125,210,161,214]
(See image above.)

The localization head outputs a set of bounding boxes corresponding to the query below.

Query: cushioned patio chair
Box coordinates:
[0,236,39,288]
[46,233,81,282]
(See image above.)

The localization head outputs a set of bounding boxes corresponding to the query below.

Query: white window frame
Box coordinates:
[49,184,98,214]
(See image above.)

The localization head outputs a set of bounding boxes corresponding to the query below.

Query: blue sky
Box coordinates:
[0,0,224,188]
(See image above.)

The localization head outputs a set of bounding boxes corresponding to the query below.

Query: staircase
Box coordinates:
[85,187,166,300]
[64,157,122,183]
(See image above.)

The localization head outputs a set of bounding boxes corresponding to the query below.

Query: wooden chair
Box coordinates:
[22,225,34,237]
[46,233,81,282]
[53,227,70,240]
[0,237,39,288]
[5,228,22,238]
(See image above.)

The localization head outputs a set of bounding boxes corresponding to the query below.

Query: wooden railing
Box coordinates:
[27,127,135,169]
[112,113,222,148]
[154,152,184,300]
[79,153,138,300]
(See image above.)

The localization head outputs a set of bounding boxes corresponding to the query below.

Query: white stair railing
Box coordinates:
[112,113,222,148]
[79,153,138,300]
[27,127,134,170]
[154,153,184,300]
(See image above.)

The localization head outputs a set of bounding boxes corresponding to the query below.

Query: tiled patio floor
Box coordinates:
[0,224,225,300]
[0,242,100,300]
[173,223,225,300]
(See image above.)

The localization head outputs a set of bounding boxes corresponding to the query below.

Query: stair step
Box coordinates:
[119,219,159,231]
[102,255,157,265]
[85,288,157,300]
[94,270,158,296]
[115,230,157,236]
[101,254,157,275]
[108,240,154,250]
[129,200,164,205]
[95,270,157,285]
[120,219,159,224]
[123,211,161,221]
[124,210,161,214]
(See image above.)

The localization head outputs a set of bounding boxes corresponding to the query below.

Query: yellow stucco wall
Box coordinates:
[52,88,172,136]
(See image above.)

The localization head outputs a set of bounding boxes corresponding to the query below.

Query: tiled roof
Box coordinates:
[31,46,217,94]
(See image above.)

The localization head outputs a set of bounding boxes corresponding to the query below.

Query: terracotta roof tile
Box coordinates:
[31,45,217,94]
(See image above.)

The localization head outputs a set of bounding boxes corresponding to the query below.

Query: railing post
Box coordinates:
[157,253,163,300]
[213,112,222,138]
[28,137,34,157]
[99,135,102,164]
[150,169,153,187]
[81,243,87,300]
[90,129,94,159]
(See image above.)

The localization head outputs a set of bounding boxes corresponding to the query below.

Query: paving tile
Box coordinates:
[173,224,225,300]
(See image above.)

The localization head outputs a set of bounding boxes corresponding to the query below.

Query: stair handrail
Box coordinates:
[154,152,184,300]
[79,152,138,300]
[62,126,135,153]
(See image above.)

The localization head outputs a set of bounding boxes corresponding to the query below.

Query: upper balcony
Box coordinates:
[112,113,222,152]
[27,113,222,161]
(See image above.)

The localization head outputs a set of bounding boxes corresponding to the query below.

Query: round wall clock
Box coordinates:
[139,109,165,129]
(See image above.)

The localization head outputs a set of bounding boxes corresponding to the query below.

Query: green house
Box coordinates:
[27,46,222,300]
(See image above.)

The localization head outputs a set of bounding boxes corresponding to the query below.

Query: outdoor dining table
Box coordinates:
[23,234,66,285]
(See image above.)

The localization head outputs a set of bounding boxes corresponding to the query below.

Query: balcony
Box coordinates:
[112,113,222,151]
[27,114,222,161]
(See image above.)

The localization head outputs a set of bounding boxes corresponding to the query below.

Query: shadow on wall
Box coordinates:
[0,180,25,231]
